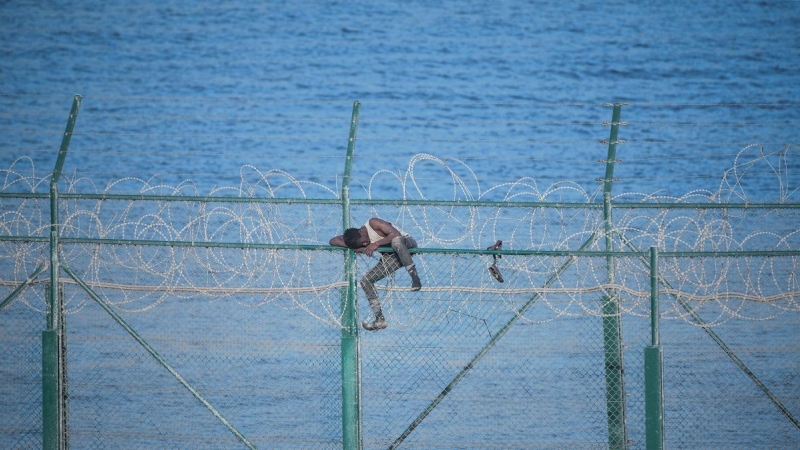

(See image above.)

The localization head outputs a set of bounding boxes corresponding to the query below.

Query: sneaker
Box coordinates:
[409,267,422,291]
[489,264,504,283]
[362,319,387,331]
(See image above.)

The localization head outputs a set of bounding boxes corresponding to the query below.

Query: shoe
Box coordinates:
[487,240,504,283]
[408,267,422,291]
[489,264,504,283]
[362,319,387,331]
[410,272,422,291]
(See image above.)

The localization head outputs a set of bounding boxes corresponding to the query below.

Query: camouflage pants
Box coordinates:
[360,235,418,316]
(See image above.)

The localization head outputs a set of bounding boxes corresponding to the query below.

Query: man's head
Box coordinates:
[343,227,366,249]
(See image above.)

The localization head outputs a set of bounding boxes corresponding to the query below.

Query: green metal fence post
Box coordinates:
[644,247,665,450]
[601,102,627,450]
[340,101,362,450]
[44,94,81,450]
[42,327,59,450]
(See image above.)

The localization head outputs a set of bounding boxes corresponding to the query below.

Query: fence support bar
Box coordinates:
[62,265,257,449]
[644,247,665,450]
[618,234,800,430]
[389,231,601,449]
[0,263,46,313]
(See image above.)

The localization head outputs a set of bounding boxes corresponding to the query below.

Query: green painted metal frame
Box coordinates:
[40,95,261,450]
[340,101,362,450]
[601,103,628,449]
[7,231,800,258]
[389,231,602,449]
[6,97,795,449]
[44,94,81,450]
[618,233,800,434]
[5,191,800,210]
[644,247,665,450]
[388,104,630,448]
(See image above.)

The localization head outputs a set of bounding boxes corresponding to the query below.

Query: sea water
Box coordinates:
[1,0,798,201]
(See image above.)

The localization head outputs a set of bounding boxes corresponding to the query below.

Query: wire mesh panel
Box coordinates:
[49,196,348,448]
[659,255,800,449]
[62,245,345,449]
[355,249,655,449]
[0,236,48,449]
[2,97,800,448]
[0,286,46,450]
[661,316,800,449]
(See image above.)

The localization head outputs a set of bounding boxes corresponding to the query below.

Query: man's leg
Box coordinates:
[391,236,422,291]
[360,253,403,330]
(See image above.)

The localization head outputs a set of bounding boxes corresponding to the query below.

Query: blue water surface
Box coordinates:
[1,0,798,200]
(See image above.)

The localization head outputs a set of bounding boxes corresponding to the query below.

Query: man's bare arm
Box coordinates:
[329,235,367,253]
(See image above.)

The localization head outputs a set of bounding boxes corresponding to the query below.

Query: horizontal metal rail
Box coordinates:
[2,192,799,209]
[2,235,800,258]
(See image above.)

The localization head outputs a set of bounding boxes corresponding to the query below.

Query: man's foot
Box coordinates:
[362,319,387,331]
[408,266,422,291]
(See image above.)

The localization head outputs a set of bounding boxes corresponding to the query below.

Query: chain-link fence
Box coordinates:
[1,272,46,449]
[1,97,799,449]
[2,195,798,449]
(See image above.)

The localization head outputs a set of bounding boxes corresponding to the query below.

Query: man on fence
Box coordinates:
[329,217,422,331]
